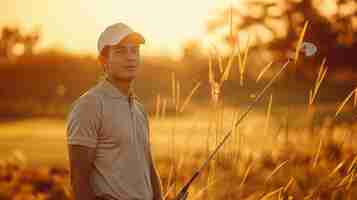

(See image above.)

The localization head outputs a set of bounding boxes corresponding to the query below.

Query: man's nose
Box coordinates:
[126,51,137,60]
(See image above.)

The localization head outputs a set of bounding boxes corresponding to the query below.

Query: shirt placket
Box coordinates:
[129,98,152,191]
[129,98,136,149]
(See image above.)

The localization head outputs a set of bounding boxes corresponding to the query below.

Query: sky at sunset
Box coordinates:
[0,0,233,58]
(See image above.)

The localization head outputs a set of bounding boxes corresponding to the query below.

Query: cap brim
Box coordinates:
[99,31,145,54]
[118,32,145,45]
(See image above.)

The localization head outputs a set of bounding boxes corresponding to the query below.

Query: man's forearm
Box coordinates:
[68,145,97,200]
[71,170,96,200]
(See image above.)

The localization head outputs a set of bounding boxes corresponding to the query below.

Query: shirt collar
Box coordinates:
[101,79,136,101]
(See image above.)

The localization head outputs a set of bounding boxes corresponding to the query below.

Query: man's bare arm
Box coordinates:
[148,151,164,200]
[68,144,96,200]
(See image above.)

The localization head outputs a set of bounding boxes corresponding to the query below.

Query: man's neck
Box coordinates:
[106,76,132,96]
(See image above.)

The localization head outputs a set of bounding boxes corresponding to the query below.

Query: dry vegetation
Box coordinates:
[1,115,356,200]
[1,22,357,200]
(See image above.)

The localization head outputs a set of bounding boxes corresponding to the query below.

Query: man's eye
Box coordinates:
[113,47,139,54]
[115,50,125,53]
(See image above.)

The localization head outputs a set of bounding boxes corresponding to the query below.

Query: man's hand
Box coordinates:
[172,191,188,200]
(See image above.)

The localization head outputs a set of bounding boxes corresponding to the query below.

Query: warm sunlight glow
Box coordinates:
[0,0,238,58]
[313,0,338,18]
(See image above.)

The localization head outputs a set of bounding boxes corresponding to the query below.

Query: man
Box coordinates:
[66,22,163,200]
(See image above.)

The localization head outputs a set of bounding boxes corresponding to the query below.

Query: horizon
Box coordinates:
[0,0,233,59]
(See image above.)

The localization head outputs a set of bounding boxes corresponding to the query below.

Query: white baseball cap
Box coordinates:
[97,22,145,54]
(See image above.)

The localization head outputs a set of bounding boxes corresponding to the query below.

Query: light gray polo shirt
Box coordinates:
[66,79,153,200]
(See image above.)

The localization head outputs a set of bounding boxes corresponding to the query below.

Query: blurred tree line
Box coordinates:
[205,0,357,73]
[0,39,186,117]
[0,26,41,60]
[1,0,357,117]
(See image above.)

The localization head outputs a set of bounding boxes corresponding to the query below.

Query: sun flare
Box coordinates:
[0,0,237,58]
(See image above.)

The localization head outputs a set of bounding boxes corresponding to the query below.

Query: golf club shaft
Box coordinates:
[174,58,292,197]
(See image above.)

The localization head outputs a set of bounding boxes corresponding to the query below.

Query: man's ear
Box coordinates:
[98,55,105,65]
[98,55,108,70]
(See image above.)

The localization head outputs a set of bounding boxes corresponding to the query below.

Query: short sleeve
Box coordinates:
[66,95,102,148]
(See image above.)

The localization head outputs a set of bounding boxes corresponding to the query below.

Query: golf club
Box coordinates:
[171,42,317,200]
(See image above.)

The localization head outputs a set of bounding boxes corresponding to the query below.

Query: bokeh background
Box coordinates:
[1,0,357,199]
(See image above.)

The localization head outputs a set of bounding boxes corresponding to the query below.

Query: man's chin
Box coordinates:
[112,75,136,82]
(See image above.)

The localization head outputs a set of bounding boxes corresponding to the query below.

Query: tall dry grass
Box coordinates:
[2,19,357,200]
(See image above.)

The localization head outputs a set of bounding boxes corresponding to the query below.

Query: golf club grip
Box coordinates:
[182,171,199,190]
[172,190,189,200]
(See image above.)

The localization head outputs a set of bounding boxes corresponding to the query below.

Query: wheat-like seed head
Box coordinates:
[264,160,289,185]
[155,94,161,120]
[263,94,273,137]
[294,21,309,63]
[327,161,346,178]
[335,87,357,118]
[261,187,284,200]
[179,82,201,113]
[256,61,274,83]
[312,134,324,169]
[309,57,328,105]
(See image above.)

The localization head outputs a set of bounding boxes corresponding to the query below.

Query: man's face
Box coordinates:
[104,41,141,82]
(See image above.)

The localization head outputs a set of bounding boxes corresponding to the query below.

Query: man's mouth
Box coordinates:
[126,66,136,70]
